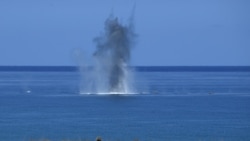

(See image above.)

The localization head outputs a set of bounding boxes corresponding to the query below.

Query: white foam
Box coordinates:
[79,92,141,95]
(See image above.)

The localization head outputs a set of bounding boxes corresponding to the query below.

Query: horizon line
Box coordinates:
[0,66,250,72]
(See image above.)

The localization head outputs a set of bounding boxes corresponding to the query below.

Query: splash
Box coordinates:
[90,12,136,94]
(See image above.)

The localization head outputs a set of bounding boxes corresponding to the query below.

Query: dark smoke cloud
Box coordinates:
[93,12,136,92]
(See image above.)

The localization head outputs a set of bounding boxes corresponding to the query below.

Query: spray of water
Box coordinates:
[90,10,136,94]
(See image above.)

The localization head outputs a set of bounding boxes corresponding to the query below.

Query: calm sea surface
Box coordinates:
[0,66,250,141]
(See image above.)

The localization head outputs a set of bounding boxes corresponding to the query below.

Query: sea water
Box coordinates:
[0,66,250,141]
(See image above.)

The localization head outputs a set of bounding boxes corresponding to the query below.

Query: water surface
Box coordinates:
[0,66,250,141]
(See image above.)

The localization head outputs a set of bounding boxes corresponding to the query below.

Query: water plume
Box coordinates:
[92,11,136,94]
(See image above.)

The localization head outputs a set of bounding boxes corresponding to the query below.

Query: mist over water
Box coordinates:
[80,10,137,94]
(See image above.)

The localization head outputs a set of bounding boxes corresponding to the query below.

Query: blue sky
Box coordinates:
[0,0,249,66]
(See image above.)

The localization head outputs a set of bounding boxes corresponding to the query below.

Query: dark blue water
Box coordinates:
[0,66,250,141]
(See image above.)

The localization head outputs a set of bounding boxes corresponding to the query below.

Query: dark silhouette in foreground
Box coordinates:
[96,136,102,141]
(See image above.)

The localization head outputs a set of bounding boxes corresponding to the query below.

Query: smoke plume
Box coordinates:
[92,12,136,93]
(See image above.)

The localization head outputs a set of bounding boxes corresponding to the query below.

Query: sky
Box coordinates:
[0,0,249,66]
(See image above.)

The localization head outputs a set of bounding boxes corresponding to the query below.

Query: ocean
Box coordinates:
[0,66,250,141]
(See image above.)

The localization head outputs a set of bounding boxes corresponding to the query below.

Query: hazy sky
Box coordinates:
[0,0,249,66]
